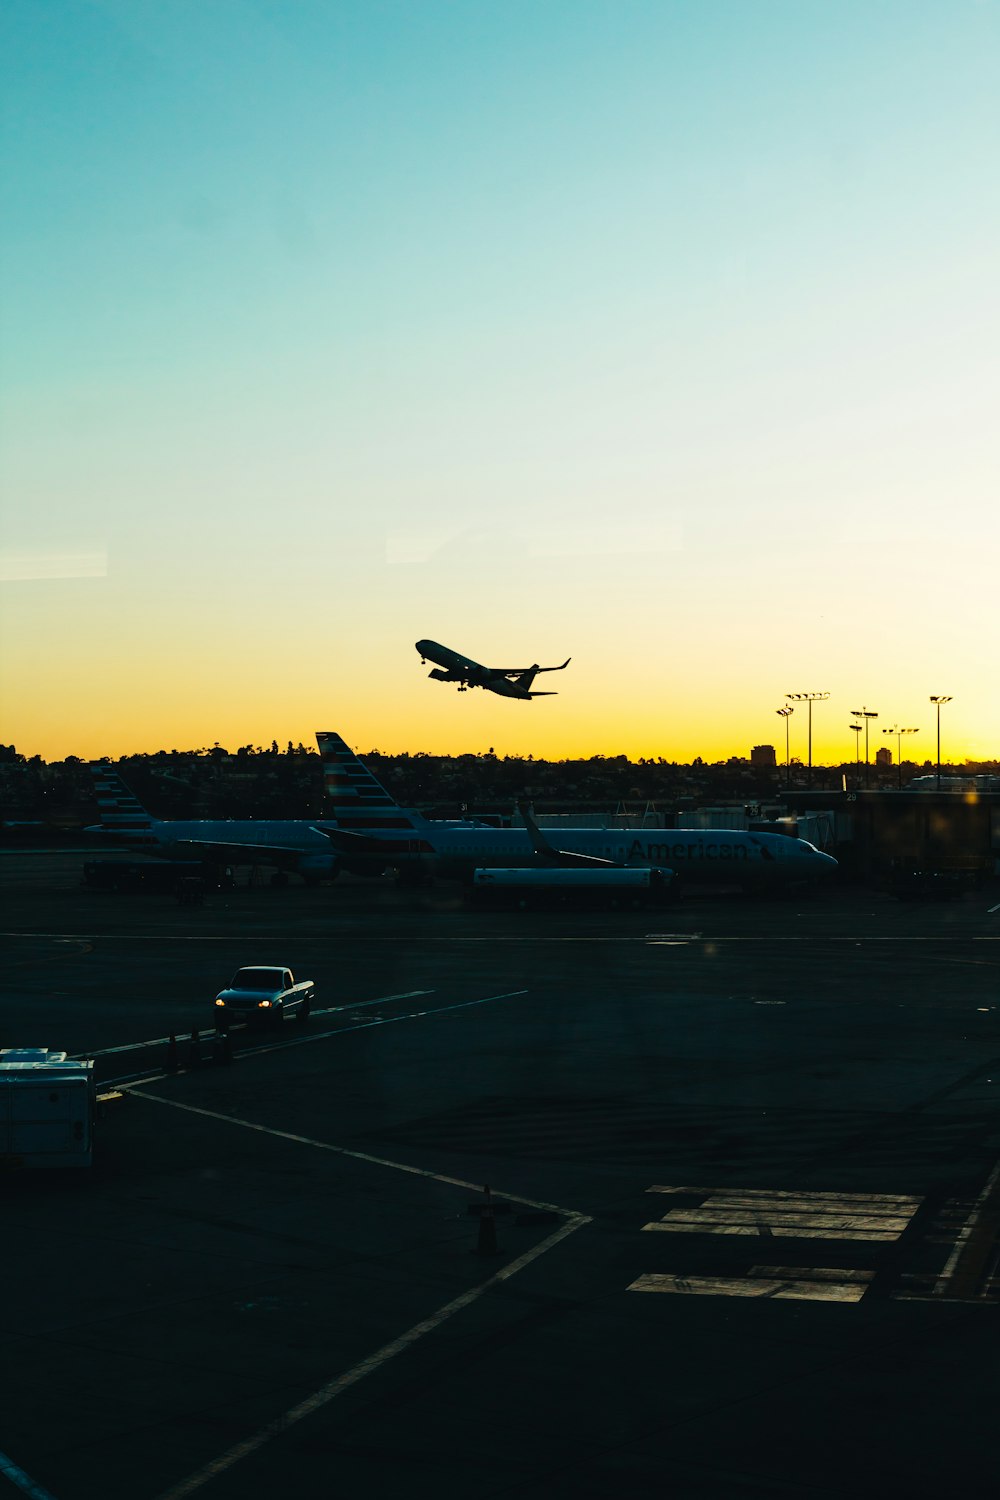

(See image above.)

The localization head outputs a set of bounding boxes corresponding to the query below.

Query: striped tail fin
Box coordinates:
[90,763,158,834]
[316,732,423,832]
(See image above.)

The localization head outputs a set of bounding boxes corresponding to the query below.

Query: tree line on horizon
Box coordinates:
[1,741,997,827]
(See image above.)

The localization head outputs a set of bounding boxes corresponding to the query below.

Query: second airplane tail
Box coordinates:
[316,731,425,832]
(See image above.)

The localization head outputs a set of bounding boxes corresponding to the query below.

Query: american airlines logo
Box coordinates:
[627,840,751,862]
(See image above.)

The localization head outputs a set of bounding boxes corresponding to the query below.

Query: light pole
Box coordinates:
[776,706,794,788]
[930,696,952,790]
[851,707,879,789]
[849,723,862,780]
[883,726,919,790]
[786,692,829,784]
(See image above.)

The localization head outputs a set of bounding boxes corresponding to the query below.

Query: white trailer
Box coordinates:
[468,866,674,908]
[0,1049,96,1169]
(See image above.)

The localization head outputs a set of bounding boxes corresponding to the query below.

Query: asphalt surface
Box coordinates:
[2,852,1000,1499]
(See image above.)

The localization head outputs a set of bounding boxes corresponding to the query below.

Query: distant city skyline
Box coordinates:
[2,2,997,763]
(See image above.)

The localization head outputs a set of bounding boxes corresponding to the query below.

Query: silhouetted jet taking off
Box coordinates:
[415,640,571,699]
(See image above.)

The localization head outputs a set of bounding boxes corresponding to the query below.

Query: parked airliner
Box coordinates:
[315,731,838,889]
[415,640,570,699]
[86,765,338,884]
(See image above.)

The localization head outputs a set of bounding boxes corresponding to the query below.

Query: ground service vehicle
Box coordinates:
[83,859,232,893]
[468,866,674,909]
[214,966,315,1030]
[0,1050,96,1169]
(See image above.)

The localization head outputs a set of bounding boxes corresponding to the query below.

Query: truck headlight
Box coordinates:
[214,998,225,1006]
[257,999,271,1008]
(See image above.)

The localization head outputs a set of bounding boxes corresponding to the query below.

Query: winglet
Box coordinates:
[516,800,558,861]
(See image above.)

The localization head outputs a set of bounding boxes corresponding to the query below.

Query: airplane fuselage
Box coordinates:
[321,820,837,887]
[86,819,337,876]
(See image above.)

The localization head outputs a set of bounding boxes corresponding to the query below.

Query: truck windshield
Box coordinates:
[231,971,283,989]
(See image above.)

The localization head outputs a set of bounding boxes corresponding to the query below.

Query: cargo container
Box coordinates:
[468,866,673,908]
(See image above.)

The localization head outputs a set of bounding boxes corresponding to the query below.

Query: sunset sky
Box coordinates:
[2,1,997,766]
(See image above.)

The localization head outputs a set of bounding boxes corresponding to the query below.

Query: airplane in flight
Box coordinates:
[315,731,839,890]
[415,639,571,699]
[86,764,340,885]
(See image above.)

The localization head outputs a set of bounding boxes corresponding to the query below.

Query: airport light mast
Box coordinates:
[883,726,919,790]
[851,707,879,789]
[786,692,828,784]
[930,696,952,790]
[849,723,862,778]
[776,706,794,788]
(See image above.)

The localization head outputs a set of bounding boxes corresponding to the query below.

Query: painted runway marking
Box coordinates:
[236,988,529,1063]
[152,1212,588,1500]
[310,989,431,1018]
[103,989,528,1087]
[635,1186,923,1301]
[3,932,1000,943]
[934,1157,1000,1299]
[630,1271,871,1303]
[643,1187,921,1241]
[126,1093,571,1205]
[129,1088,590,1500]
[0,1450,58,1500]
[988,902,1000,914]
[85,991,434,1059]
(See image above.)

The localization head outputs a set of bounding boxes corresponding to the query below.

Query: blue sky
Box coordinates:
[2,1,997,761]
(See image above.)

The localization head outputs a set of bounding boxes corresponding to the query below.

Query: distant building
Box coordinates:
[876,747,892,767]
[751,744,777,767]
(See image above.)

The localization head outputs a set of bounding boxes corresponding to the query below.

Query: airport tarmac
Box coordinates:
[2,851,1000,1499]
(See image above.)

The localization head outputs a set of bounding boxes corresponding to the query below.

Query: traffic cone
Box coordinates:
[167,1034,179,1073]
[188,1027,201,1068]
[477,1183,499,1256]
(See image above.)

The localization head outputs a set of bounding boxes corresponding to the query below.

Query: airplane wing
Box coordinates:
[313,826,437,856]
[516,802,620,867]
[494,658,571,678]
[167,838,317,870]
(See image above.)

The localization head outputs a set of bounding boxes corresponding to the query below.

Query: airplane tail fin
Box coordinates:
[89,763,158,837]
[316,731,425,832]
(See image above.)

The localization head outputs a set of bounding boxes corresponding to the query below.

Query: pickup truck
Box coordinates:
[214,966,314,1030]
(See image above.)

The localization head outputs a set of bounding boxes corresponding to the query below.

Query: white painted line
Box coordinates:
[234,988,529,1063]
[629,1274,868,1302]
[5,932,1000,944]
[934,1157,1000,1297]
[86,991,436,1059]
[127,1093,589,1498]
[645,1187,920,1207]
[154,1212,589,1500]
[642,1221,901,1241]
[706,1190,922,1208]
[654,1208,913,1232]
[128,1085,578,1217]
[310,989,432,1018]
[0,1451,58,1500]
[988,902,1000,914]
[749,1265,874,1284]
